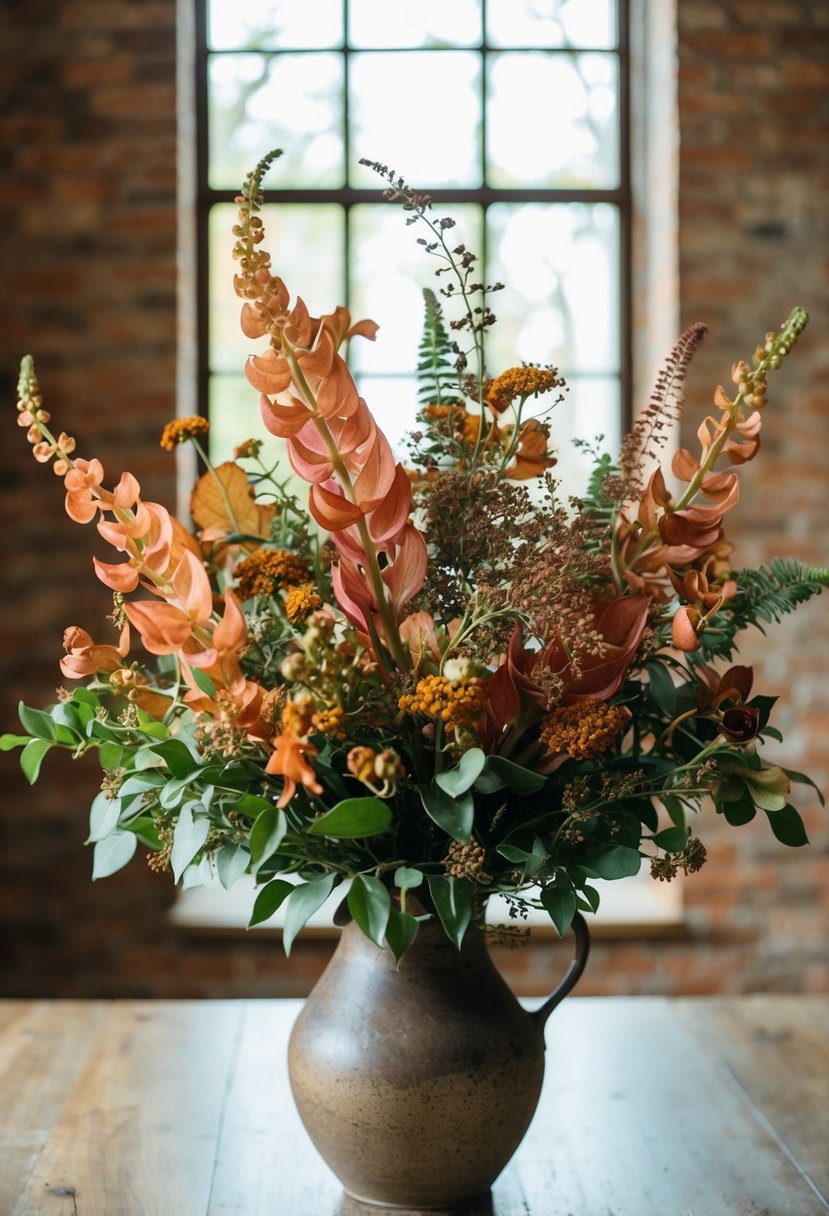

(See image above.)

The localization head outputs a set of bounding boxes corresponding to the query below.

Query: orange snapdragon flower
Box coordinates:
[60,622,131,679]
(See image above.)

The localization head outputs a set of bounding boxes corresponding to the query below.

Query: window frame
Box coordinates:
[194,0,632,434]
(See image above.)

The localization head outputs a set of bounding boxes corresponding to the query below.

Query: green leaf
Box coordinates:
[385,908,420,964]
[148,738,201,780]
[419,783,473,843]
[784,767,825,807]
[742,765,790,812]
[0,733,30,751]
[435,748,486,797]
[652,827,689,852]
[647,661,678,716]
[307,797,392,839]
[87,792,121,843]
[583,844,641,880]
[190,666,218,698]
[232,793,274,816]
[216,843,250,889]
[765,804,809,847]
[348,874,392,947]
[248,878,294,928]
[92,830,137,880]
[393,866,424,891]
[720,786,757,826]
[484,755,546,795]
[18,702,56,742]
[540,885,577,937]
[426,875,473,949]
[98,742,125,770]
[249,805,287,870]
[170,803,210,883]
[118,771,168,798]
[496,835,548,878]
[577,883,601,914]
[283,873,337,956]
[660,794,687,830]
[20,739,52,784]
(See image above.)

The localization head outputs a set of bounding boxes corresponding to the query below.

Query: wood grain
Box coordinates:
[0,996,826,1216]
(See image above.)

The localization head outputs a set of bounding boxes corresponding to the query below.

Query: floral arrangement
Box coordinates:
[5,150,826,958]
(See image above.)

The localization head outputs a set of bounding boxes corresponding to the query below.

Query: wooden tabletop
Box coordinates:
[1,996,827,1215]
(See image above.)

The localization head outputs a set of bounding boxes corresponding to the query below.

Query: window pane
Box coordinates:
[209,374,269,462]
[487,0,615,49]
[355,375,419,453]
[349,203,483,376]
[350,53,481,188]
[208,53,345,189]
[546,375,621,500]
[208,0,344,50]
[209,203,345,375]
[349,0,481,48]
[485,202,619,375]
[487,52,617,188]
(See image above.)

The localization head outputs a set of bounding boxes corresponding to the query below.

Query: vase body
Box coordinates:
[288,916,576,1210]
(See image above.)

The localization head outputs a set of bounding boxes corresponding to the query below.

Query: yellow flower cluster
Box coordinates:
[486,366,562,409]
[159,416,210,451]
[311,706,346,739]
[285,584,322,625]
[234,549,310,600]
[399,675,486,729]
[540,701,629,760]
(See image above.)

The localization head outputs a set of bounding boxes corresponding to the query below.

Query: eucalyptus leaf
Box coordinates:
[87,792,121,843]
[147,738,201,780]
[92,830,137,880]
[419,784,473,843]
[385,908,420,964]
[651,827,689,852]
[484,756,546,795]
[435,748,486,797]
[307,797,392,839]
[190,666,217,698]
[394,866,424,891]
[20,739,52,784]
[249,805,287,870]
[348,874,391,947]
[582,844,641,880]
[283,873,337,956]
[540,885,577,937]
[0,733,29,751]
[17,702,56,741]
[646,661,677,716]
[248,878,293,927]
[216,843,250,889]
[170,803,210,883]
[426,875,473,949]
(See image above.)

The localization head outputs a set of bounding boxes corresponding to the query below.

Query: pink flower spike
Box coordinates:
[381,525,428,613]
[112,471,141,509]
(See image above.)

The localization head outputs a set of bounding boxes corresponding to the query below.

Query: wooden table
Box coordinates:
[1,996,827,1215]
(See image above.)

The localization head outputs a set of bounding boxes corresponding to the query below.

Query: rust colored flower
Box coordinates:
[285,584,322,625]
[505,419,557,481]
[160,416,210,451]
[486,365,564,413]
[234,549,310,599]
[399,674,486,730]
[265,731,323,807]
[540,701,630,760]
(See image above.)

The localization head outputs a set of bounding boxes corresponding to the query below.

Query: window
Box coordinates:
[196,0,630,492]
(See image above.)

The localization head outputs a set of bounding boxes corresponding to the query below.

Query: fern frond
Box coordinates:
[696,557,828,662]
[416,288,462,407]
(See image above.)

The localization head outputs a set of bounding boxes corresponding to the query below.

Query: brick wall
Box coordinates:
[1,0,826,999]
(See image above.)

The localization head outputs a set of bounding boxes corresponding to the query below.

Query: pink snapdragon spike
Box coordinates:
[232,152,424,672]
[60,623,131,679]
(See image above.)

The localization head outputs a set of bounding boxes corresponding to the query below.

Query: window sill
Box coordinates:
[168,872,686,941]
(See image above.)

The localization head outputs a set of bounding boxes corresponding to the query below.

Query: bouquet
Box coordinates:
[5,150,826,959]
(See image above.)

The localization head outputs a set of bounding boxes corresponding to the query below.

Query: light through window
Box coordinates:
[197,0,629,484]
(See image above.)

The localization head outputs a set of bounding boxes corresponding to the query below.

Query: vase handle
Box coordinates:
[530,911,591,1032]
